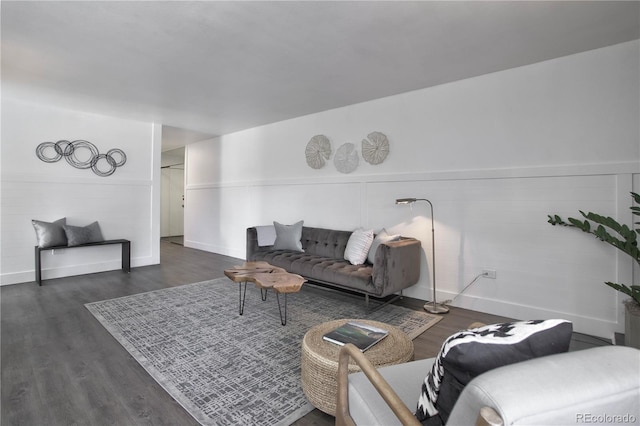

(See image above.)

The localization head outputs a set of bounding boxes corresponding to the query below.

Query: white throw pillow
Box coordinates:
[367,229,401,264]
[344,228,374,265]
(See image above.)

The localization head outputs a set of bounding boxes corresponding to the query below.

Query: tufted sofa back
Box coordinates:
[301,226,352,259]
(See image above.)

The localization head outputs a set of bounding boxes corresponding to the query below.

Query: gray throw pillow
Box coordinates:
[63,221,105,246]
[367,228,401,264]
[273,220,304,252]
[32,217,68,248]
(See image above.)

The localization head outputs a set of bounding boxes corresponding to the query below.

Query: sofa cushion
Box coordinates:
[344,228,374,265]
[349,358,435,426]
[32,217,67,248]
[254,250,374,293]
[416,319,573,425]
[273,220,304,252]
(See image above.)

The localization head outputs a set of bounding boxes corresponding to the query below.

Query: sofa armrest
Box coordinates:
[246,227,258,260]
[371,237,421,297]
[448,346,640,426]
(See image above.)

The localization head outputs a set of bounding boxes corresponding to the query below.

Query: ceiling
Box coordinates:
[2,1,639,151]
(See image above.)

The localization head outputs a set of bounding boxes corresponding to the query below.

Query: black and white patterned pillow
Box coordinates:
[416,319,573,425]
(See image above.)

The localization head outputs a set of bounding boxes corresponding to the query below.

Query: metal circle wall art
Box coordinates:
[305,134,332,169]
[35,141,64,163]
[35,140,127,177]
[334,142,359,174]
[63,140,100,169]
[362,131,389,165]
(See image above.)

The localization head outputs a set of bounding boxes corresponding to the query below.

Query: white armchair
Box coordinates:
[336,344,640,426]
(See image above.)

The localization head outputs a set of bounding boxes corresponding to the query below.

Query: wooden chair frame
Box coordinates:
[335,323,503,426]
[336,343,420,426]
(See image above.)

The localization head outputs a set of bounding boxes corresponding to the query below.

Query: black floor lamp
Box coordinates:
[395,198,449,314]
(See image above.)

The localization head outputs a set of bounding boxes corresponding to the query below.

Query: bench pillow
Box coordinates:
[63,221,105,246]
[32,217,68,248]
[416,319,573,425]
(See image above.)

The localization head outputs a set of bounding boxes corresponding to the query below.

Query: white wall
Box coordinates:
[184,41,639,339]
[0,97,161,285]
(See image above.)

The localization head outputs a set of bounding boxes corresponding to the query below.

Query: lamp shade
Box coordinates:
[395,198,417,204]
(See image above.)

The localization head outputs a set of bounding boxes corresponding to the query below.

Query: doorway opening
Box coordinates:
[161,147,185,245]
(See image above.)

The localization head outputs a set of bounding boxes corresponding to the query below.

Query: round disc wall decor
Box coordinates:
[362,131,389,165]
[35,140,127,177]
[334,142,359,174]
[305,134,332,169]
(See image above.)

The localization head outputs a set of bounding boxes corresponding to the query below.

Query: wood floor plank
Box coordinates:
[2,239,607,426]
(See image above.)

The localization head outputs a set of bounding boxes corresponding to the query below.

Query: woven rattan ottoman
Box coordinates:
[301,319,414,415]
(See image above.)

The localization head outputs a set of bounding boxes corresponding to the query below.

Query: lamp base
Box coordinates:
[423,302,450,314]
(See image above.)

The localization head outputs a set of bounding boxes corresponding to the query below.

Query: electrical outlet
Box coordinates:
[482,269,497,279]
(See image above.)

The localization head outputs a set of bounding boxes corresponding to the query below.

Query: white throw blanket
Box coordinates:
[256,225,277,246]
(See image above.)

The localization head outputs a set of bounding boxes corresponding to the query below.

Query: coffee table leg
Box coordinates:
[261,288,268,301]
[276,293,287,326]
[239,281,248,315]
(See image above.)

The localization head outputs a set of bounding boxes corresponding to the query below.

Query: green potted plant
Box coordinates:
[548,192,640,348]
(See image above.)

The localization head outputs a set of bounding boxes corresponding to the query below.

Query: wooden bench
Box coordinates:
[35,239,130,286]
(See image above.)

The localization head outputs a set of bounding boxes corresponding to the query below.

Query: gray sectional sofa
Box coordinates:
[246,225,421,300]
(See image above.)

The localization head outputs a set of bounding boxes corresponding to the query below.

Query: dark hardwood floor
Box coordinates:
[1,240,609,426]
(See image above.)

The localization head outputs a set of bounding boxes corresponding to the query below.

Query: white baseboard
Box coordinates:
[183,240,245,260]
[0,256,157,286]
[445,292,622,341]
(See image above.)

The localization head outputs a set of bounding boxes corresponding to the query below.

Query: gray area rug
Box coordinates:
[86,277,442,426]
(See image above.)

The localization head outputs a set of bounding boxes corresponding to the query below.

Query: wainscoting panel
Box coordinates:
[1,178,154,285]
[183,169,634,338]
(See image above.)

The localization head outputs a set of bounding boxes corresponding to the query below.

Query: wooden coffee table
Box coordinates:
[301,319,414,415]
[223,261,306,325]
